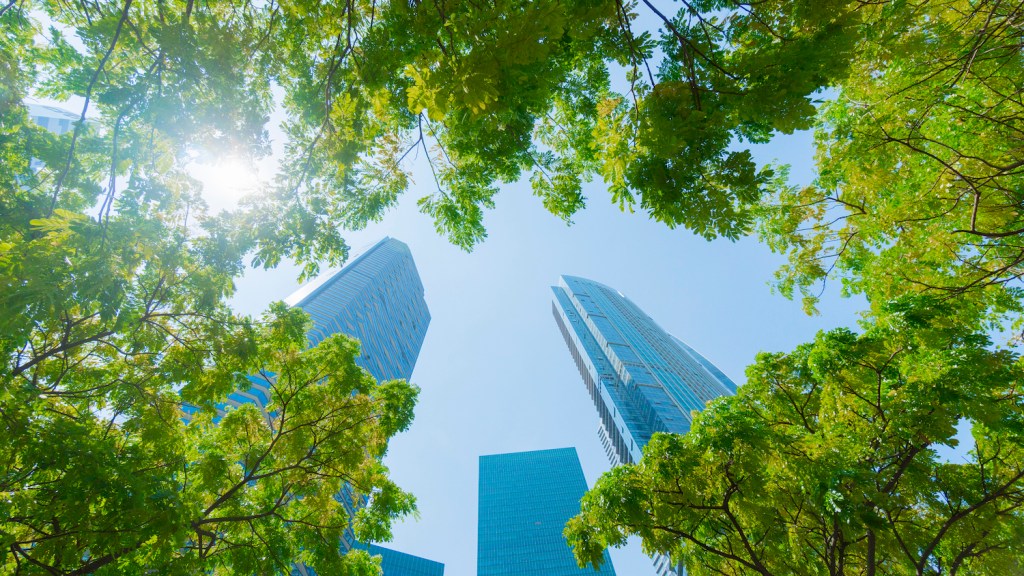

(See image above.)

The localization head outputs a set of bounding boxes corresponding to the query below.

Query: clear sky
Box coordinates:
[222,129,869,576]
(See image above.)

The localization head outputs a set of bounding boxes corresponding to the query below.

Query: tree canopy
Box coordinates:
[561,1,1024,571]
[5,0,1024,573]
[758,0,1024,322]
[2,0,870,268]
[2,260,418,574]
[2,12,420,564]
[9,0,1019,305]
[567,298,1024,575]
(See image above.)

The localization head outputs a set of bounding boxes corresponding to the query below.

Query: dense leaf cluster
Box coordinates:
[8,0,860,261]
[0,124,418,571]
[568,299,1024,575]
[2,0,420,571]
[759,0,1024,320]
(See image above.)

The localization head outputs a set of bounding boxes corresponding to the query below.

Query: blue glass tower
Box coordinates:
[186,237,439,575]
[182,237,431,423]
[478,448,615,576]
[284,237,430,382]
[290,238,437,574]
[551,275,736,576]
[212,237,430,420]
[552,275,736,465]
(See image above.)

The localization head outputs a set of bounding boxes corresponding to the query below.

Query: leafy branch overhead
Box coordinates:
[5,0,866,268]
[269,0,860,249]
[1,104,418,569]
[6,0,1022,300]
[567,298,1024,575]
[758,0,1024,320]
[1,213,419,574]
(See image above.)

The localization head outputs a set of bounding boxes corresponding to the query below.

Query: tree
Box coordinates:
[1,36,416,573]
[7,0,1022,299]
[758,0,1024,324]
[566,298,1024,575]
[3,0,871,269]
[2,285,418,574]
[255,0,863,251]
[3,0,431,570]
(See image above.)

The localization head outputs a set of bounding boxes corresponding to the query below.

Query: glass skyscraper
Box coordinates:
[284,237,430,382]
[185,237,440,575]
[478,447,615,576]
[211,237,430,421]
[551,275,737,575]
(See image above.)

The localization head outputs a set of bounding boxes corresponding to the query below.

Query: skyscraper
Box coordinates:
[284,237,430,383]
[183,237,431,422]
[184,237,440,574]
[478,448,615,576]
[28,103,79,135]
[551,275,737,575]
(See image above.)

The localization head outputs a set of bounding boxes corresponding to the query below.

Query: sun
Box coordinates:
[189,156,261,212]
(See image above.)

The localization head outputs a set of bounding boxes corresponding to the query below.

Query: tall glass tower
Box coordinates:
[285,236,430,382]
[478,448,615,576]
[185,237,440,575]
[188,237,431,421]
[551,275,736,576]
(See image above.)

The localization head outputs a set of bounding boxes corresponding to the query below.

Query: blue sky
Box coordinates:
[224,129,869,575]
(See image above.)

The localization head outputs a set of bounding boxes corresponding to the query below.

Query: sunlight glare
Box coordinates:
[190,157,261,212]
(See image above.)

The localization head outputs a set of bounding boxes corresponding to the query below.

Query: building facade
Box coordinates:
[284,237,430,382]
[182,237,431,423]
[478,448,615,576]
[551,275,737,575]
[28,103,79,136]
[357,544,445,576]
[216,237,430,421]
[184,237,439,574]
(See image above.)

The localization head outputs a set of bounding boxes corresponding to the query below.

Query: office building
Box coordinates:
[284,237,430,382]
[228,237,429,418]
[184,237,439,574]
[478,448,615,576]
[25,103,80,172]
[551,275,737,575]
[182,237,431,422]
[358,544,445,576]
[28,103,79,136]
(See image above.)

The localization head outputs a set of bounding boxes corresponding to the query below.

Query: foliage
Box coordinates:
[6,0,1016,319]
[6,0,1024,572]
[758,0,1024,321]
[264,0,861,250]
[0,12,418,569]
[1,266,418,574]
[3,0,870,269]
[567,298,1024,575]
